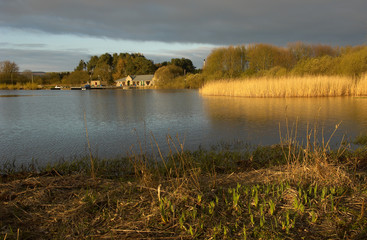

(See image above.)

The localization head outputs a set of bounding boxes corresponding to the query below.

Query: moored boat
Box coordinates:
[50,85,62,90]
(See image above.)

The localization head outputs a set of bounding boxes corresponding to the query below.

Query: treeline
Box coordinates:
[65,53,197,86]
[0,54,197,87]
[203,42,367,80]
[0,60,68,86]
[3,42,366,89]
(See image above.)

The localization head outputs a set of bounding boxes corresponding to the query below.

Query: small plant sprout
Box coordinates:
[189,225,194,237]
[304,192,308,205]
[273,216,278,228]
[243,224,247,240]
[209,201,215,215]
[293,197,299,210]
[232,187,240,211]
[254,190,259,208]
[269,199,276,215]
[223,225,229,236]
[250,214,254,225]
[159,198,167,223]
[293,197,305,214]
[330,186,336,195]
[310,211,318,223]
[192,208,197,221]
[260,216,264,227]
[260,204,264,217]
[197,194,202,205]
[314,183,318,198]
[321,187,328,200]
[179,214,185,229]
[244,186,249,195]
[308,185,313,196]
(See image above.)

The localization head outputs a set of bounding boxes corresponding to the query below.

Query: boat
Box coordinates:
[50,85,62,90]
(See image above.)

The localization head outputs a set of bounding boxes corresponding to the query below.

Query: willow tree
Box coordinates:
[154,65,184,88]
[338,46,367,78]
[203,45,247,80]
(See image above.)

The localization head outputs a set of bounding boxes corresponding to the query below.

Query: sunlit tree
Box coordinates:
[62,71,89,85]
[170,58,195,74]
[75,60,87,71]
[0,60,19,84]
[93,62,113,84]
[87,56,99,73]
[154,65,184,87]
[338,46,367,78]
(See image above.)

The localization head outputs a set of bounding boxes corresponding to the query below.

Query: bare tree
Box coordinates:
[0,61,19,84]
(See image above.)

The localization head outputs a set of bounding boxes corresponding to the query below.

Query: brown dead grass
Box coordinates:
[0,168,296,239]
[1,164,365,239]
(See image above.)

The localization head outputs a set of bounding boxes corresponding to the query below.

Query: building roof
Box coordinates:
[116,75,154,82]
[133,75,154,81]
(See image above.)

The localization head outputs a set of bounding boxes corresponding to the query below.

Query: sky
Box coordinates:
[0,0,366,72]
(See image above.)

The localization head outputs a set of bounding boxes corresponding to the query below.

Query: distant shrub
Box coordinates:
[338,47,367,78]
[62,71,89,85]
[185,73,205,89]
[153,65,184,88]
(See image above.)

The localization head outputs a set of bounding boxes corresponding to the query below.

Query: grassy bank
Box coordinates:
[1,133,367,239]
[200,75,367,97]
[0,83,40,90]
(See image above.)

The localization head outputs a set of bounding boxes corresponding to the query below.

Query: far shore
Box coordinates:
[0,83,156,91]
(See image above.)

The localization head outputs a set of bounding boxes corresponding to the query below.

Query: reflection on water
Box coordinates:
[203,96,367,125]
[0,95,35,97]
[0,90,366,166]
[202,96,367,146]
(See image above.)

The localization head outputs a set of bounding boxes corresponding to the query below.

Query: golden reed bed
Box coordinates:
[200,75,367,97]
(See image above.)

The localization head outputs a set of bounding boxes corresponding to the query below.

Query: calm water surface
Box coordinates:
[1,89,366,166]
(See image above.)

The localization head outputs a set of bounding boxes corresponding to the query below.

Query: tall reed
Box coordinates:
[200,75,367,97]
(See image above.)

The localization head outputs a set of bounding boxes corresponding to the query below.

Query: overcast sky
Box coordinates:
[0,0,366,72]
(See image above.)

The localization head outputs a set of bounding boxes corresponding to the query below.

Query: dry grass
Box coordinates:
[200,75,367,97]
[1,165,366,239]
[0,83,40,90]
[1,129,367,239]
[279,122,354,187]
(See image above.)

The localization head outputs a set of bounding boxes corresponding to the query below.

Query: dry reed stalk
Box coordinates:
[84,111,95,179]
[279,120,352,187]
[353,73,367,96]
[200,75,367,98]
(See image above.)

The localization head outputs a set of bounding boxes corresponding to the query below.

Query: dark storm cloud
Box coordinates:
[1,0,366,45]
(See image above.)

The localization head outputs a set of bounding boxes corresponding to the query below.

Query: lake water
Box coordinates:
[1,89,367,166]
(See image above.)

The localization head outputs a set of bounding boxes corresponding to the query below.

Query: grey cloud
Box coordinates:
[0,48,90,72]
[1,0,366,46]
[146,46,214,68]
[14,43,47,48]
[0,45,210,72]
